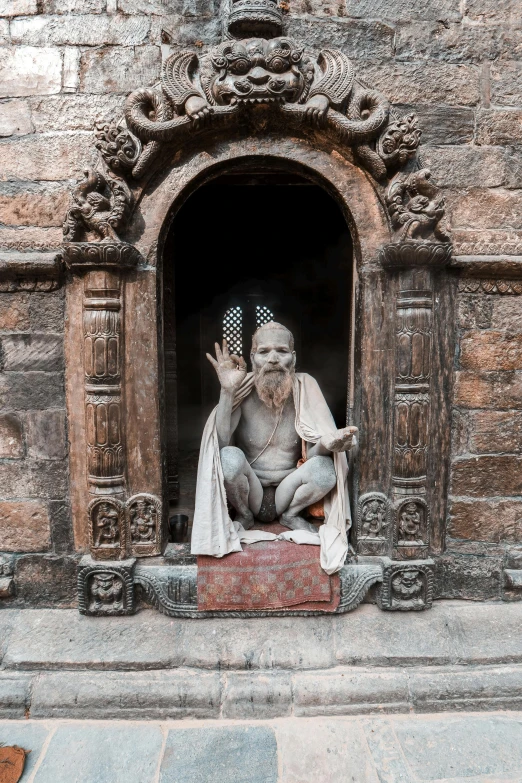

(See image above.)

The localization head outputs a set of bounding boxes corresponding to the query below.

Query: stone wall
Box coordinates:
[0,0,521,602]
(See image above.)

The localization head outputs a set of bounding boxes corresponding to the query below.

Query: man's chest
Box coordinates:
[236,396,300,451]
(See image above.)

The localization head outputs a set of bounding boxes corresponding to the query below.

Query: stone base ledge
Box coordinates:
[1,663,522,720]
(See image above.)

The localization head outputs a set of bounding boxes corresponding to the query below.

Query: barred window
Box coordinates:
[256,305,274,328]
[222,306,242,355]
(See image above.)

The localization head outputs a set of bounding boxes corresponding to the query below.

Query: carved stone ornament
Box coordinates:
[0,554,14,600]
[63,169,132,243]
[89,497,125,560]
[378,560,434,611]
[78,555,136,616]
[356,492,390,556]
[394,497,429,560]
[126,493,162,557]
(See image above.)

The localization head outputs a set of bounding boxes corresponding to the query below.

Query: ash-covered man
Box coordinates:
[191,322,357,574]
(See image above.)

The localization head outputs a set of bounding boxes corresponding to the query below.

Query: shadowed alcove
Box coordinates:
[163,168,354,521]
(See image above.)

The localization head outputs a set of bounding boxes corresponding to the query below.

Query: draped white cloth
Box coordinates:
[190,372,351,575]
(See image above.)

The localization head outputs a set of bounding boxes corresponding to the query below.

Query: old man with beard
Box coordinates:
[191,322,358,574]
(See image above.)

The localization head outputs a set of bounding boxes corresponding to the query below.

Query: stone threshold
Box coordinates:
[0,602,521,719]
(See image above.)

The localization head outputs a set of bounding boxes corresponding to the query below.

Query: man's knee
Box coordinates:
[306,455,336,493]
[220,446,246,483]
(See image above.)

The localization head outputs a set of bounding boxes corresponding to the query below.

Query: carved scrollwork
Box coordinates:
[356,492,390,556]
[63,169,131,243]
[377,113,421,175]
[95,121,141,174]
[386,169,451,243]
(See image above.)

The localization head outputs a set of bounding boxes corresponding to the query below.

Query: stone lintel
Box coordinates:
[452,255,522,278]
[0,251,63,291]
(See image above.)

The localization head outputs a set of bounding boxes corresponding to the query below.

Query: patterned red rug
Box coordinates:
[197,525,340,612]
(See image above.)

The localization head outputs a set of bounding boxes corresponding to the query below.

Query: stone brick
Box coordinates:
[0,371,64,411]
[0,0,37,15]
[344,0,461,20]
[293,669,410,716]
[396,20,521,63]
[505,147,522,190]
[0,100,33,138]
[277,718,379,783]
[452,455,522,497]
[469,410,522,454]
[43,0,105,12]
[30,94,125,132]
[0,182,69,228]
[460,331,522,371]
[448,188,522,230]
[0,132,93,181]
[465,0,520,22]
[63,47,80,93]
[287,0,349,16]
[23,409,66,459]
[458,295,493,329]
[451,408,469,455]
[150,14,222,47]
[285,17,394,59]
[394,104,474,145]
[490,297,522,331]
[29,723,164,782]
[491,61,522,106]
[0,47,62,99]
[80,46,161,94]
[420,145,507,188]
[1,334,63,371]
[31,670,222,719]
[10,15,150,47]
[409,667,522,712]
[476,109,522,146]
[434,552,502,599]
[222,672,292,719]
[49,499,73,552]
[358,60,480,105]
[449,499,522,543]
[0,226,62,251]
[0,674,32,718]
[0,459,65,498]
[455,370,522,408]
[0,293,30,330]
[117,0,183,13]
[0,500,51,552]
[13,554,78,606]
[159,726,278,783]
[0,412,23,457]
[29,290,64,332]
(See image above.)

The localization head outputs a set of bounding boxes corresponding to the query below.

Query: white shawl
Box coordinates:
[190,372,351,575]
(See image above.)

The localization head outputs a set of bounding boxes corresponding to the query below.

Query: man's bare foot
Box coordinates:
[280,513,319,536]
[235,511,255,530]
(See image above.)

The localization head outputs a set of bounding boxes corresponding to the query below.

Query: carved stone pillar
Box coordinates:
[381,241,452,561]
[64,242,141,560]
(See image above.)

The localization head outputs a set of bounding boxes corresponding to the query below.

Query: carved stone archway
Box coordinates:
[62,0,453,616]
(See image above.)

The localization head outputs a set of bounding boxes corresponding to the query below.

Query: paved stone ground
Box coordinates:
[1,713,522,782]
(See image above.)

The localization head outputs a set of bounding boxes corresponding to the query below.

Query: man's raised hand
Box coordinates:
[206,340,247,392]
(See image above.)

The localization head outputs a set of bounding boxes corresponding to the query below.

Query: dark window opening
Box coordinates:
[163,170,353,519]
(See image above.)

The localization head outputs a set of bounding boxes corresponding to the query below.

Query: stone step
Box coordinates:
[1,663,522,720]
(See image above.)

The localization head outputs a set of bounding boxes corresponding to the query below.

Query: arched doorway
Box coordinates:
[163,168,354,523]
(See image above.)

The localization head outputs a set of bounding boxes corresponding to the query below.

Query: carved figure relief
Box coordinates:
[356,492,389,556]
[89,497,125,560]
[394,497,429,560]
[378,562,433,611]
[386,169,450,243]
[126,494,162,557]
[78,557,136,615]
[63,169,131,243]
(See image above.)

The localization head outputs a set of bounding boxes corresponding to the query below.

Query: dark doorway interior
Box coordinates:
[164,170,353,518]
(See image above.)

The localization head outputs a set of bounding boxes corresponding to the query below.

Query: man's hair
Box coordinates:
[251,321,295,352]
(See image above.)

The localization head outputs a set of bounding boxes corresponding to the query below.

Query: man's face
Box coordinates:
[251,328,296,375]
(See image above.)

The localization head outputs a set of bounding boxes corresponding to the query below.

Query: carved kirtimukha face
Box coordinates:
[202,38,312,106]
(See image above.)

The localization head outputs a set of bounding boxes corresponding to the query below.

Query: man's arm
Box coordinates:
[307,426,358,457]
[206,341,247,450]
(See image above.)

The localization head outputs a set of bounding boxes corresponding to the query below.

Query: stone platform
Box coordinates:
[1,601,522,720]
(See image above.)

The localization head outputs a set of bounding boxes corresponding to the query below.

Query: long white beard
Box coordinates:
[254,366,294,409]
